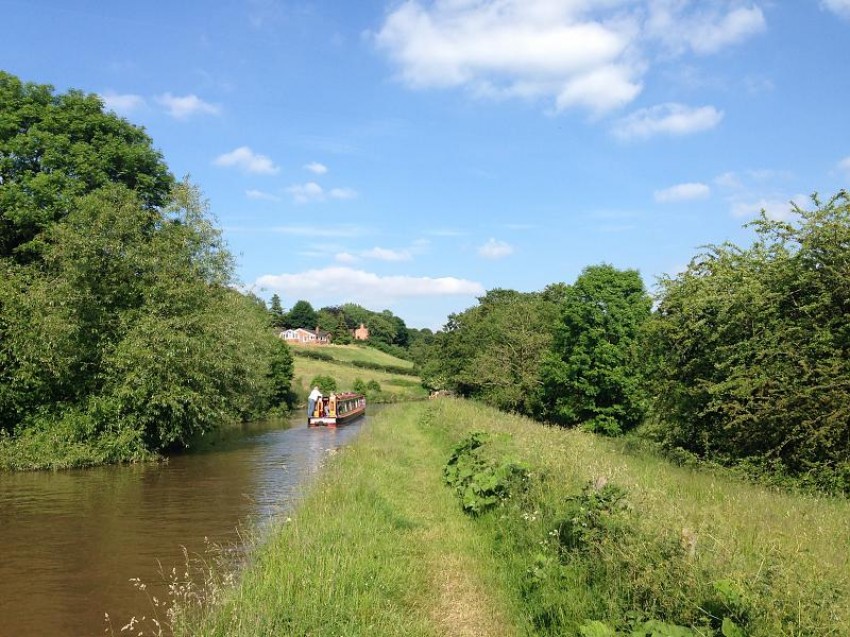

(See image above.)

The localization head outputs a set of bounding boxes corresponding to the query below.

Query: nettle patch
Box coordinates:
[443,431,752,637]
[442,431,530,515]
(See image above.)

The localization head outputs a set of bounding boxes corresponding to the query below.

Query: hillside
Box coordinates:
[290,343,427,403]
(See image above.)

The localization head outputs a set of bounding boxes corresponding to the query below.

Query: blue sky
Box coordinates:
[3,0,849,330]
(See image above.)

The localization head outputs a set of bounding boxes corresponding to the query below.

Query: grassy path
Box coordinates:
[176,401,517,636]
[176,398,850,636]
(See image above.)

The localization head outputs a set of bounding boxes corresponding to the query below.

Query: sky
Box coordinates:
[2,0,849,330]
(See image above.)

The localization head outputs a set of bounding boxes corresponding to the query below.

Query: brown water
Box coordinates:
[0,414,367,637]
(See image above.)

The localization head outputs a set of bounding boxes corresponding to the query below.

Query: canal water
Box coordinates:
[0,413,368,637]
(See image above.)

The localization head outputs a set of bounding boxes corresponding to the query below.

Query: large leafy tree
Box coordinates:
[1,181,293,450]
[540,265,651,435]
[286,300,318,330]
[0,74,294,466]
[0,71,173,261]
[421,287,562,415]
[648,191,850,481]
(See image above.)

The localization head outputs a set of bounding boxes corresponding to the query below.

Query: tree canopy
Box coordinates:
[647,192,850,482]
[540,264,652,435]
[0,71,173,262]
[420,287,563,414]
[0,72,293,469]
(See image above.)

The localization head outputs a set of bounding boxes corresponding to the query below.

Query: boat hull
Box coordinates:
[308,406,365,427]
[307,392,367,427]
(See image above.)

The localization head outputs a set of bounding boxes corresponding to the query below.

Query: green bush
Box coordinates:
[310,374,337,394]
[648,191,850,489]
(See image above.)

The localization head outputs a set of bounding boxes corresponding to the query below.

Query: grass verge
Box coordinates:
[173,401,517,636]
[173,398,850,636]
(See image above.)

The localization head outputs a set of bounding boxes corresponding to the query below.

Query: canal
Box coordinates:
[0,412,368,636]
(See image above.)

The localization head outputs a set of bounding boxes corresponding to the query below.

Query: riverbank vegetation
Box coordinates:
[0,72,294,470]
[418,192,850,494]
[169,399,849,636]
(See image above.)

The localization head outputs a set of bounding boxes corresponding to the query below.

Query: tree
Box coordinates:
[0,71,173,261]
[419,288,561,415]
[269,294,285,328]
[648,191,850,483]
[540,264,652,435]
[287,300,318,330]
[316,306,352,343]
[0,179,295,458]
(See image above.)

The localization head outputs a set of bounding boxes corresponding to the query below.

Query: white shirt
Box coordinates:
[308,388,322,401]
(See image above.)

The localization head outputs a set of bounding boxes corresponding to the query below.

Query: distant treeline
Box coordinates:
[0,72,294,470]
[267,297,431,361]
[415,192,850,494]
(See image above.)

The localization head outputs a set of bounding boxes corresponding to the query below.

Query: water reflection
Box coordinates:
[0,413,367,637]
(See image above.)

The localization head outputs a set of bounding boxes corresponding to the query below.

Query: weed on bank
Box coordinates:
[428,399,850,636]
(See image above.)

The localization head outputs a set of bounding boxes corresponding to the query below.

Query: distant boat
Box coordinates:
[308,392,366,427]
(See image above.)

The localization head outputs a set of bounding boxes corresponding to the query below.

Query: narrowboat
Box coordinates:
[308,392,366,427]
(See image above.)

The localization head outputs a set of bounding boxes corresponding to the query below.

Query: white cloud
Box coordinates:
[374,1,767,115]
[374,0,643,115]
[822,0,850,19]
[362,247,413,262]
[100,91,145,114]
[715,172,742,190]
[654,182,710,203]
[478,238,514,259]
[329,187,358,200]
[215,146,280,174]
[287,182,358,203]
[246,189,280,201]
[647,4,766,55]
[287,181,324,203]
[335,252,359,264]
[731,193,808,220]
[255,267,485,302]
[305,161,328,174]
[155,93,220,119]
[612,103,724,140]
[837,156,850,178]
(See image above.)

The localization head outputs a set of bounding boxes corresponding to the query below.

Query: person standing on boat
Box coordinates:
[307,386,322,418]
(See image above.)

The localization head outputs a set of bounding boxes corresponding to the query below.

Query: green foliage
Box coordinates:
[286,300,318,330]
[310,374,337,394]
[352,378,367,394]
[555,482,629,552]
[541,264,652,434]
[269,294,285,328]
[0,133,294,465]
[647,191,850,487]
[580,619,699,637]
[443,431,530,515]
[317,307,353,344]
[0,71,173,261]
[420,288,562,414]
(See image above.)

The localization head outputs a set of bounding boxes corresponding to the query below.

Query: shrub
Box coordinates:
[310,375,337,395]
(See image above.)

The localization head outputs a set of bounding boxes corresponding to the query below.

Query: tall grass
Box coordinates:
[173,399,850,636]
[174,402,518,636]
[428,399,850,636]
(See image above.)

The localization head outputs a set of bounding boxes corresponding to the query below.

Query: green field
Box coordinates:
[290,344,427,402]
[172,399,850,636]
[289,342,415,369]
